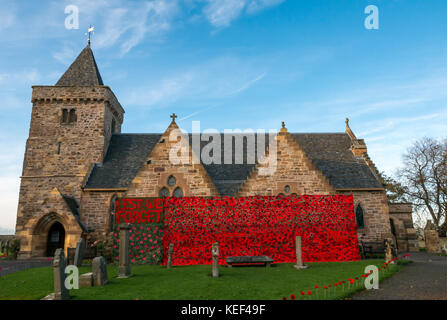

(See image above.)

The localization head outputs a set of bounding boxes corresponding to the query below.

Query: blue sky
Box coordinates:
[1,0,446,232]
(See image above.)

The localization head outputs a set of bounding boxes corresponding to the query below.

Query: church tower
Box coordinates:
[15,44,124,258]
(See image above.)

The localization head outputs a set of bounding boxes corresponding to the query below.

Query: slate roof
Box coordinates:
[56,45,104,86]
[84,132,383,195]
[85,134,162,189]
[290,133,383,189]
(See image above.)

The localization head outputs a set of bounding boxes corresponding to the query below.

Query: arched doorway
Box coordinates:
[46,222,65,257]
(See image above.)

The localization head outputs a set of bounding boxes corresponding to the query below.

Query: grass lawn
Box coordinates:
[0,260,404,300]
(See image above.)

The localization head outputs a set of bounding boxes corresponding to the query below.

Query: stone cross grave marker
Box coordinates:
[118,223,131,278]
[212,242,219,278]
[74,238,85,267]
[92,256,108,286]
[167,243,174,269]
[53,248,70,300]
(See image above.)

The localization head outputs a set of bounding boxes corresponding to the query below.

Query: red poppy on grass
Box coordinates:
[290,294,296,300]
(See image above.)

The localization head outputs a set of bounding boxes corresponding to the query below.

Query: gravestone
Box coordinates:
[92,256,108,286]
[53,248,70,300]
[212,242,219,278]
[4,240,9,256]
[424,220,441,253]
[167,243,174,269]
[118,223,131,278]
[294,236,308,269]
[79,273,93,287]
[74,238,85,267]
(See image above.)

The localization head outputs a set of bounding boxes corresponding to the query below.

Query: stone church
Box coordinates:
[14,44,419,259]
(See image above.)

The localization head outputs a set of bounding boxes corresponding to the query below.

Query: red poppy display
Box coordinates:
[161,195,360,265]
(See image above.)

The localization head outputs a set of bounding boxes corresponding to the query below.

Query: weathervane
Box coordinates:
[86,25,94,46]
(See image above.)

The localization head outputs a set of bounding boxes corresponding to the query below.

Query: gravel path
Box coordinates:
[352,252,447,300]
[0,258,52,277]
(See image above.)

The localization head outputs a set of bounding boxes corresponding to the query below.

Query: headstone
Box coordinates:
[212,242,219,278]
[74,238,85,267]
[167,243,174,269]
[118,223,131,278]
[53,248,69,300]
[424,220,441,253]
[294,236,309,269]
[5,240,9,256]
[79,273,93,287]
[92,256,108,286]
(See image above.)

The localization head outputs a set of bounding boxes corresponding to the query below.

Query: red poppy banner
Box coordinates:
[162,195,360,266]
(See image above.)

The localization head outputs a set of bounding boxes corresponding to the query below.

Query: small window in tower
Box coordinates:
[61,109,68,124]
[69,109,77,123]
[57,142,61,155]
[173,187,184,198]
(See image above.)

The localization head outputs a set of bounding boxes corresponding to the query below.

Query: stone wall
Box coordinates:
[125,122,220,198]
[389,203,419,252]
[340,190,392,243]
[238,131,336,196]
[15,85,123,258]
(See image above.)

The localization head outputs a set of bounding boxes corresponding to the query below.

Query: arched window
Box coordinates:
[159,187,170,198]
[173,187,184,198]
[109,195,118,232]
[284,185,290,194]
[69,109,77,123]
[167,175,176,187]
[355,205,365,229]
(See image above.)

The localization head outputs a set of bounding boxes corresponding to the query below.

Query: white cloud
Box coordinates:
[203,0,246,28]
[123,55,268,107]
[246,0,285,14]
[202,0,284,28]
[91,0,179,55]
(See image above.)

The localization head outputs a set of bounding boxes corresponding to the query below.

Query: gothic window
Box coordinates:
[284,185,290,194]
[355,205,365,229]
[69,109,77,123]
[173,187,184,198]
[61,109,68,123]
[159,187,170,198]
[167,175,176,187]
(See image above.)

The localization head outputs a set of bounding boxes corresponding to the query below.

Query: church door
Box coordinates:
[46,222,65,257]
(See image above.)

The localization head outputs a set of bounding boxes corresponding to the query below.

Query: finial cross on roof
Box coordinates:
[170,113,177,121]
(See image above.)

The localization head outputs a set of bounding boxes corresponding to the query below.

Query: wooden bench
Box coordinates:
[360,241,384,256]
[225,256,274,267]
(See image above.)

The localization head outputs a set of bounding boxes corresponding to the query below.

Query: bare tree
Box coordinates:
[394,137,447,233]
